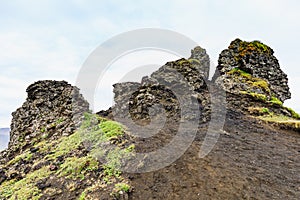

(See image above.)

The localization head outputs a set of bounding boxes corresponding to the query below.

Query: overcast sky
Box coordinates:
[1,0,300,128]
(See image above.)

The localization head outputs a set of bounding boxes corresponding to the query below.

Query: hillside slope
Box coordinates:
[0,39,299,200]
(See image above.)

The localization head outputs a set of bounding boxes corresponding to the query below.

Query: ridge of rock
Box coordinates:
[8,80,89,155]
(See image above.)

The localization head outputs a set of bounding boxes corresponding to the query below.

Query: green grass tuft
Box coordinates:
[57,156,99,180]
[114,182,131,193]
[0,167,51,200]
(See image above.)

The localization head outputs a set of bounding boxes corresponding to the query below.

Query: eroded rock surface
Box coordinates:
[213,39,291,102]
[110,47,210,123]
[9,80,89,153]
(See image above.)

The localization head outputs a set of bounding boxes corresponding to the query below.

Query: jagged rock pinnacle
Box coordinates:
[189,46,210,79]
[9,80,89,153]
[213,39,291,102]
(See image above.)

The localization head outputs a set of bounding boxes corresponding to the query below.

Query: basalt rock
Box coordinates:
[9,80,89,153]
[189,46,210,79]
[110,46,210,122]
[212,39,291,102]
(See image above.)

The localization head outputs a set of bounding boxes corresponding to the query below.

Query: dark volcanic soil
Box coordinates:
[126,110,300,200]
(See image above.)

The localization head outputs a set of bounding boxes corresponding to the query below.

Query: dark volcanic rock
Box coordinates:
[110,47,210,123]
[9,80,89,153]
[213,39,291,102]
[189,46,210,79]
[1,41,299,200]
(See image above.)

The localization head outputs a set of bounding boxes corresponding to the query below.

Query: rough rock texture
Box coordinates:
[189,46,210,79]
[110,47,210,123]
[213,39,291,102]
[9,80,89,153]
[1,41,300,200]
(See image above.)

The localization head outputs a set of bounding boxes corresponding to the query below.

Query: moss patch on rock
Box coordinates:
[1,167,51,200]
[0,113,135,199]
[257,112,300,131]
[230,40,272,57]
[228,68,271,94]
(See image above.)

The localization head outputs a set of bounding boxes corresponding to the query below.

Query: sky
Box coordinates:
[1,0,300,130]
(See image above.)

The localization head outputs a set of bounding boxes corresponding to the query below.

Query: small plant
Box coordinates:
[125,144,135,153]
[40,127,46,133]
[114,182,131,193]
[56,118,64,125]
[78,191,86,200]
[260,107,270,114]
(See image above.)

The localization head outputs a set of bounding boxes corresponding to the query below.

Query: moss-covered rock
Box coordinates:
[0,113,135,200]
[213,38,291,102]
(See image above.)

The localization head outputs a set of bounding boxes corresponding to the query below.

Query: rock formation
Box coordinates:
[213,39,291,102]
[1,39,300,200]
[109,47,210,123]
[9,80,89,153]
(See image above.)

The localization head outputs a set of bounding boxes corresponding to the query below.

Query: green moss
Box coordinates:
[178,59,189,65]
[102,148,124,181]
[284,107,300,119]
[125,144,135,153]
[1,113,135,198]
[268,96,283,106]
[260,107,270,114]
[7,151,33,166]
[57,156,98,180]
[78,191,86,200]
[0,166,52,200]
[188,58,200,64]
[228,68,252,79]
[56,118,64,125]
[240,91,268,102]
[252,80,270,92]
[238,40,271,56]
[228,68,271,93]
[45,131,82,160]
[114,182,131,193]
[99,120,124,139]
[258,112,300,129]
[41,127,46,133]
[259,114,291,122]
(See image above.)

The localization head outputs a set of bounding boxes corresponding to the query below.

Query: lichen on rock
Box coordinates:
[213,38,291,102]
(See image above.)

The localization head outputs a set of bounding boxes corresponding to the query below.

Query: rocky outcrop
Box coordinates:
[9,80,89,153]
[213,39,291,102]
[1,39,299,200]
[110,47,210,123]
[189,46,210,79]
[108,39,298,131]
